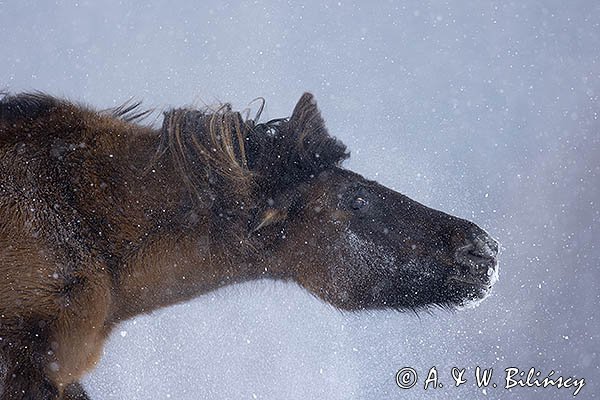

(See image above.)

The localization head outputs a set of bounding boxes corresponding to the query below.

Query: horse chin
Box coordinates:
[445,278,496,310]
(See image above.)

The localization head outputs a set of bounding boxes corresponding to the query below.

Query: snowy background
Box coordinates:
[1,1,598,398]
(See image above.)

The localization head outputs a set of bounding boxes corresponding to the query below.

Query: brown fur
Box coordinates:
[0,92,498,399]
[0,92,348,398]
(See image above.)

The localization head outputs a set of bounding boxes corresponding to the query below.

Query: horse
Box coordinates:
[0,92,498,399]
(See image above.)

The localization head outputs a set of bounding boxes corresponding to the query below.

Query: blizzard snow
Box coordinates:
[1,1,598,399]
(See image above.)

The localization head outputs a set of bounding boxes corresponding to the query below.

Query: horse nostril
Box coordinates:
[453,231,498,281]
[470,234,499,260]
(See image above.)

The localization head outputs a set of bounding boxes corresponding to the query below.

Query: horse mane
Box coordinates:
[0,92,152,126]
[158,93,349,223]
[0,91,62,122]
[1,91,348,242]
[1,92,347,194]
[105,98,154,123]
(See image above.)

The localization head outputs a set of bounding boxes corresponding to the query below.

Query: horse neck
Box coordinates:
[104,135,261,322]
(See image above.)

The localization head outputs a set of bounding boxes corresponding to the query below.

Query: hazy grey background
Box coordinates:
[1,1,598,398]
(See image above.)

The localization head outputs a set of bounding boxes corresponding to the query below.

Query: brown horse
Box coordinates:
[0,92,498,399]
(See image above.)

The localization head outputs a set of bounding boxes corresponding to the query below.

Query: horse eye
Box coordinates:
[351,196,369,210]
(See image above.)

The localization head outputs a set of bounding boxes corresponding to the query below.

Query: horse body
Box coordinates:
[0,92,498,399]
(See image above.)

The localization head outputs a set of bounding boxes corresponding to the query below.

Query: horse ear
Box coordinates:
[289,92,328,141]
[252,208,287,233]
